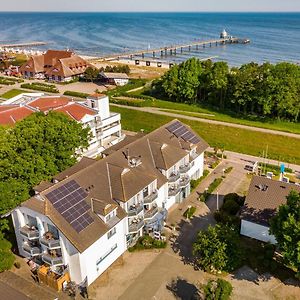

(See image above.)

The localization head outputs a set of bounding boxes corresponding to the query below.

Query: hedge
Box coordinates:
[128,235,167,252]
[63,91,89,98]
[191,169,210,191]
[21,83,59,93]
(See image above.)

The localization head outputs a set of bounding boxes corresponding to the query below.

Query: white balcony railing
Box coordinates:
[20,226,40,240]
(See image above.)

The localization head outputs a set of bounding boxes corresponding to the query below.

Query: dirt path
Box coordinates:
[111,104,300,139]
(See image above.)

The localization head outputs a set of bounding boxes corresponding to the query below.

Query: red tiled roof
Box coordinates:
[0,106,35,126]
[29,96,70,111]
[0,105,19,112]
[55,103,97,121]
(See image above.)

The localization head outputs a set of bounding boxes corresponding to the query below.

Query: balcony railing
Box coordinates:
[20,226,40,240]
[129,220,144,233]
[40,237,61,249]
[128,204,144,217]
[168,173,180,183]
[42,254,64,267]
[179,176,191,187]
[168,186,181,197]
[144,190,158,204]
[179,164,191,174]
[22,244,42,257]
[144,207,159,220]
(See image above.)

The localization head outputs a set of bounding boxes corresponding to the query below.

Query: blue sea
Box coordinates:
[0,12,299,66]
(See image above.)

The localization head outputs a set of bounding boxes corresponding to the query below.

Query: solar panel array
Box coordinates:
[46,180,94,233]
[166,121,200,144]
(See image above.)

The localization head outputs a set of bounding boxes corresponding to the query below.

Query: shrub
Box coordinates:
[200,177,223,202]
[63,91,89,99]
[183,206,196,219]
[111,98,145,107]
[211,160,220,169]
[214,211,240,228]
[223,193,245,207]
[222,199,240,215]
[128,235,167,252]
[204,279,233,300]
[224,167,233,174]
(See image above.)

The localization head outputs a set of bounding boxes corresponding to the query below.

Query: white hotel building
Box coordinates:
[11,120,208,287]
[0,93,124,158]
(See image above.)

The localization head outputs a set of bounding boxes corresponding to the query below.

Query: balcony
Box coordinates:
[40,237,61,250]
[179,164,191,174]
[42,254,64,267]
[168,186,181,197]
[128,203,143,217]
[20,226,40,240]
[168,173,180,183]
[144,207,159,220]
[179,176,191,187]
[129,220,144,233]
[22,244,42,257]
[144,190,158,204]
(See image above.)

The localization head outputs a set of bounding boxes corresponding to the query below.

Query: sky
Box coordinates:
[1,0,300,12]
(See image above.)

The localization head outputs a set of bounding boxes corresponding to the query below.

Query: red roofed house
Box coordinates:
[0,94,124,157]
[19,50,91,82]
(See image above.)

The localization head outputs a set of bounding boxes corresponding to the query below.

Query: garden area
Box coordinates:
[128,235,167,252]
[20,82,59,93]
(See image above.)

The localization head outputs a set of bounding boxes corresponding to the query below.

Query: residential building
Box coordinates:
[240,176,300,244]
[19,50,91,82]
[100,72,129,86]
[0,93,124,157]
[11,120,208,286]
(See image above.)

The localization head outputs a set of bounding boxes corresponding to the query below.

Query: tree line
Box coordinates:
[152,58,300,122]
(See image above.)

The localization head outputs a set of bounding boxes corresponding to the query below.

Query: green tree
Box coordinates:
[203,279,233,300]
[84,67,99,82]
[193,224,241,272]
[270,190,300,276]
[0,112,89,220]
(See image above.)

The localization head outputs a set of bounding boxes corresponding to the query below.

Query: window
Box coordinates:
[96,244,118,270]
[143,187,149,198]
[107,227,116,239]
[91,100,96,109]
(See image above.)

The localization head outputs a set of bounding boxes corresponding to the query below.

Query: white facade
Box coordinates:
[11,129,206,286]
[12,205,127,286]
[240,220,277,244]
[0,93,125,159]
[83,94,125,157]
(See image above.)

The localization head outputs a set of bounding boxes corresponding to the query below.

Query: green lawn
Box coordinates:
[1,89,28,99]
[111,82,300,134]
[111,105,300,165]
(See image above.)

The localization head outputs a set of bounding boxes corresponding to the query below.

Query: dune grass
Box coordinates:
[111,105,300,165]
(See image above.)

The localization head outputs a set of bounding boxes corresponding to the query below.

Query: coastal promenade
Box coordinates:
[111,104,300,139]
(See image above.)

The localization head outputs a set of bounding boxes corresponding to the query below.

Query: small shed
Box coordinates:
[100,72,129,86]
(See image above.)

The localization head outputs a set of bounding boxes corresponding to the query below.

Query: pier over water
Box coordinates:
[99,36,250,61]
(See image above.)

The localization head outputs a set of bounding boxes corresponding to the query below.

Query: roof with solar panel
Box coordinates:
[21,119,208,252]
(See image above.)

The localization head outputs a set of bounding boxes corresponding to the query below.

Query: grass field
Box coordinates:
[1,89,28,99]
[111,105,300,165]
[110,81,300,135]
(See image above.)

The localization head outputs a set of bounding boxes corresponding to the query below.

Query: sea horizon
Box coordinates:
[1,12,299,66]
